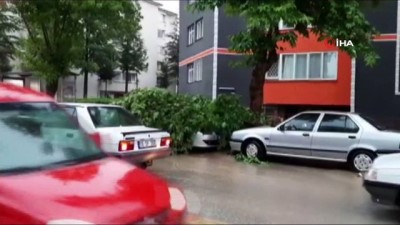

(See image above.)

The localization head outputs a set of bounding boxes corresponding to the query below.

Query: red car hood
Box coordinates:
[0,158,171,224]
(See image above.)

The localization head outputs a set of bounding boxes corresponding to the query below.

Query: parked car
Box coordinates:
[0,83,186,224]
[192,132,219,149]
[59,103,172,168]
[363,153,400,206]
[230,111,400,172]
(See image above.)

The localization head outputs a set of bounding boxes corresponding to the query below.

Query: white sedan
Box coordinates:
[363,153,400,206]
[59,103,172,168]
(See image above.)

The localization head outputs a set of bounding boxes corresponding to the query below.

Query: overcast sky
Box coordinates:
[155,0,179,15]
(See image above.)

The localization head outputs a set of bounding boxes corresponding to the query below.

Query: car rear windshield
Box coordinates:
[87,106,141,128]
[0,102,105,174]
[359,114,386,131]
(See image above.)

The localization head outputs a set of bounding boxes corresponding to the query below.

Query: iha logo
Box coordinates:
[335,39,354,47]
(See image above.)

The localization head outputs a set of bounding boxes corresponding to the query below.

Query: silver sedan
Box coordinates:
[230,111,400,172]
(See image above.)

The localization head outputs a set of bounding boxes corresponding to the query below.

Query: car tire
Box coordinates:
[139,162,148,169]
[241,139,267,160]
[348,150,376,172]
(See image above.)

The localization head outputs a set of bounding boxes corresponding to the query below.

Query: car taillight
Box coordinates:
[160,137,172,147]
[119,140,134,151]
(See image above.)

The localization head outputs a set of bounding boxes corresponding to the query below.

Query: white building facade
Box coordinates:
[62,0,178,99]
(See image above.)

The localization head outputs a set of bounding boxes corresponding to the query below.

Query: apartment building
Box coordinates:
[264,0,400,127]
[178,0,252,105]
[180,0,400,127]
[62,0,178,99]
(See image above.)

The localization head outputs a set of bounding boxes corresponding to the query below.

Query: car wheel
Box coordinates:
[242,139,267,160]
[138,162,148,169]
[349,150,376,172]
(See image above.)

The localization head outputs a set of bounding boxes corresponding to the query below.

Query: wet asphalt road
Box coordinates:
[149,151,400,224]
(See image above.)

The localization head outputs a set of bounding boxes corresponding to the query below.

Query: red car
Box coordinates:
[0,83,186,224]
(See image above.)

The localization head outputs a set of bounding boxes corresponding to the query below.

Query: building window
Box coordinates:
[157,61,162,71]
[194,59,203,81]
[278,52,338,80]
[187,63,194,83]
[188,24,195,45]
[279,19,313,30]
[265,62,279,79]
[162,14,166,25]
[158,29,165,38]
[195,18,203,40]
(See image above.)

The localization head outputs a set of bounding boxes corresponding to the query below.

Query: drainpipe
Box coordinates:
[212,6,219,100]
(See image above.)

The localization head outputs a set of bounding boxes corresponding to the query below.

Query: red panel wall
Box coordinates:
[264,32,352,106]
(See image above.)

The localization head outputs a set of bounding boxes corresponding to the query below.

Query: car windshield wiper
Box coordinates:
[0,166,46,175]
[0,154,107,176]
[46,152,107,168]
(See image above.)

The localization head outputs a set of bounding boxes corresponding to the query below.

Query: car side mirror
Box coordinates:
[89,132,102,148]
[278,125,285,132]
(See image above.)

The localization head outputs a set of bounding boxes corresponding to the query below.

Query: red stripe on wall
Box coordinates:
[179,48,241,67]
[373,34,397,41]
[179,33,398,67]
[179,48,213,66]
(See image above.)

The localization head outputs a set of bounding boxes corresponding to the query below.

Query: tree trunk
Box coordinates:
[105,80,108,96]
[135,74,139,89]
[249,47,278,113]
[45,80,58,97]
[124,70,129,94]
[83,24,89,98]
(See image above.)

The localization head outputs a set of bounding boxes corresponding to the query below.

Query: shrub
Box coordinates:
[114,89,270,153]
[209,94,254,149]
[114,88,205,153]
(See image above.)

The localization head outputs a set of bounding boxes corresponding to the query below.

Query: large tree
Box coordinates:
[77,0,142,98]
[158,19,179,89]
[0,5,20,73]
[9,0,83,96]
[191,0,379,113]
[115,1,148,94]
[92,43,118,96]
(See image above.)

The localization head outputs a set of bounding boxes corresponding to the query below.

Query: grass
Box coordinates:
[234,153,267,165]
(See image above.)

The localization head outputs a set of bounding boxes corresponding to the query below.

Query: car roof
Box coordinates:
[0,82,53,103]
[59,102,121,108]
[299,110,358,115]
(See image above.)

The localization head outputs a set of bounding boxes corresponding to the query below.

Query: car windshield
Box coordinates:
[359,114,386,131]
[0,102,106,174]
[87,106,141,128]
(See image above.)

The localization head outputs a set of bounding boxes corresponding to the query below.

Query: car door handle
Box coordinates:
[348,135,356,139]
[302,133,310,137]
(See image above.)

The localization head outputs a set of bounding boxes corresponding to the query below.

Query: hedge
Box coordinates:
[113,88,269,153]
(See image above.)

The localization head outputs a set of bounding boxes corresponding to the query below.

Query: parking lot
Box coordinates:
[149,152,400,224]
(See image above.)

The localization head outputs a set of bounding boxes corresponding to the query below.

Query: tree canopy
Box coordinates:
[158,18,179,89]
[0,5,20,73]
[5,0,146,97]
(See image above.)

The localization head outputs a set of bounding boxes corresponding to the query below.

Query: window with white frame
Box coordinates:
[278,19,313,30]
[194,59,203,81]
[188,24,195,45]
[187,63,194,83]
[279,20,295,30]
[279,52,338,80]
[195,19,203,40]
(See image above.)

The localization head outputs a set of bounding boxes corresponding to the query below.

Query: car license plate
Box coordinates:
[138,138,156,149]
